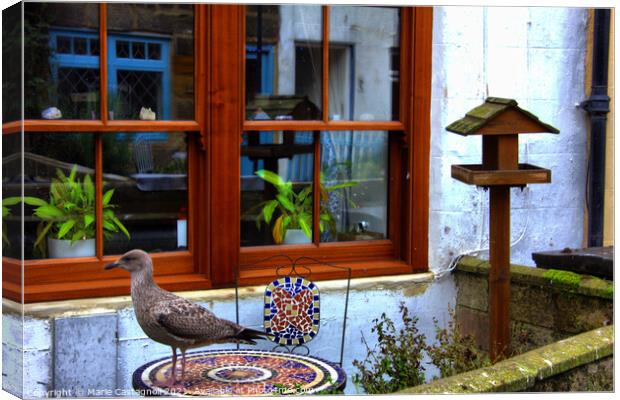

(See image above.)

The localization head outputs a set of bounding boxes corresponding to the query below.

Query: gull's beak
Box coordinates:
[104,261,120,270]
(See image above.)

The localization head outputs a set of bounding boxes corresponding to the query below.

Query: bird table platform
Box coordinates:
[132,349,346,396]
[446,97,559,361]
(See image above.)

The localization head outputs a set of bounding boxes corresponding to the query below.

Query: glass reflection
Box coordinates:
[20,133,96,259]
[107,4,195,120]
[24,3,100,120]
[103,132,188,255]
[246,5,323,121]
[320,131,388,242]
[2,134,22,259]
[3,3,22,123]
[328,7,400,121]
[241,131,314,246]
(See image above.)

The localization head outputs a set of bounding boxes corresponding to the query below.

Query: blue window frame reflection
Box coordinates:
[48,28,171,126]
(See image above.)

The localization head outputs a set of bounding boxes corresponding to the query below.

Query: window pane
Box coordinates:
[2,133,22,259]
[90,38,99,56]
[113,70,163,120]
[107,4,195,120]
[241,131,314,246]
[103,132,188,255]
[246,5,323,121]
[320,131,388,242]
[116,41,130,58]
[328,7,400,121]
[2,3,22,123]
[24,3,100,120]
[74,37,87,55]
[57,36,72,54]
[148,43,161,60]
[22,133,96,259]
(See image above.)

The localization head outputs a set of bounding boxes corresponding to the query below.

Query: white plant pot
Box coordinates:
[283,229,312,245]
[48,238,96,258]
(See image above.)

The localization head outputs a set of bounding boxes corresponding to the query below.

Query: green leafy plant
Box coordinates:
[352,303,427,394]
[352,304,491,394]
[2,197,21,247]
[251,169,356,244]
[23,165,130,255]
[426,309,491,379]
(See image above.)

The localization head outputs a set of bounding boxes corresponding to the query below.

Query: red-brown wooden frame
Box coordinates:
[234,6,432,282]
[2,5,433,303]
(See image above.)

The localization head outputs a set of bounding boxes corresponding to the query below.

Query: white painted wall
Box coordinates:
[429,7,589,272]
[2,275,456,397]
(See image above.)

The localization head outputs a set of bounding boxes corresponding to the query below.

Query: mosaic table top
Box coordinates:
[132,349,346,396]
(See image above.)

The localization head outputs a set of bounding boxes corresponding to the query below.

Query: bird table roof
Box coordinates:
[446,97,560,136]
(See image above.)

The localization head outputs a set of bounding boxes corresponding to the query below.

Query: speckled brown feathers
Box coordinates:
[104,249,271,385]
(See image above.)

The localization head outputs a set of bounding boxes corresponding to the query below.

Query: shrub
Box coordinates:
[352,303,427,394]
[426,309,491,378]
[353,304,491,394]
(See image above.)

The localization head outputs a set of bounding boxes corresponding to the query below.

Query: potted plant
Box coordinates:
[23,165,130,258]
[252,169,357,244]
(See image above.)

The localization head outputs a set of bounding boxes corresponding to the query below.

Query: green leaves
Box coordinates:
[33,204,65,220]
[57,220,76,239]
[262,200,278,224]
[255,169,285,188]
[83,174,94,201]
[23,196,47,207]
[2,197,22,207]
[102,189,114,206]
[298,214,312,239]
[254,169,359,244]
[24,165,131,256]
[276,194,295,213]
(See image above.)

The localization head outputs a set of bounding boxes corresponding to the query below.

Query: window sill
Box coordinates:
[4,269,434,317]
[3,273,211,304]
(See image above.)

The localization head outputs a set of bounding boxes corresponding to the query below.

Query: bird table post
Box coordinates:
[446,97,559,361]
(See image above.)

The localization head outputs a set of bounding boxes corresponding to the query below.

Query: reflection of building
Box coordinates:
[25,3,194,120]
[50,29,172,120]
[245,6,399,121]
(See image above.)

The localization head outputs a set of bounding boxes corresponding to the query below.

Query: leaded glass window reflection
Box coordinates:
[112,70,163,120]
[107,4,195,120]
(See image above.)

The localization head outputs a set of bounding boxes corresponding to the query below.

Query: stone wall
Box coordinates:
[454,256,613,353]
[399,325,613,394]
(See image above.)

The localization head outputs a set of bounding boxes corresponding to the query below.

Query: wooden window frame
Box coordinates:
[2,4,432,303]
[210,6,432,286]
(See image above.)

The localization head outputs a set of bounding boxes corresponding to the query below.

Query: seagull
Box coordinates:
[105,249,271,387]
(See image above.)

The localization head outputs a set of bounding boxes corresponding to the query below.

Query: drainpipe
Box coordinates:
[580,9,611,247]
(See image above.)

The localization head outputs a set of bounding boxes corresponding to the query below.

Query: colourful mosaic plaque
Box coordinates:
[132,349,346,396]
[263,276,320,346]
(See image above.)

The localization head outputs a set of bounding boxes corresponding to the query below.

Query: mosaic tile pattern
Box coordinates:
[264,277,320,346]
[133,349,346,396]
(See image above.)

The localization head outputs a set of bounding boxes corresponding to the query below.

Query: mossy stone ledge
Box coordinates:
[456,256,613,300]
[398,325,613,394]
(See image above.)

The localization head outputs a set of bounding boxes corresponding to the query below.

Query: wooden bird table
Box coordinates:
[132,349,346,396]
[447,97,559,361]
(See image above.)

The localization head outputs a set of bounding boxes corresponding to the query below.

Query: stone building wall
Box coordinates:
[429,7,589,272]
